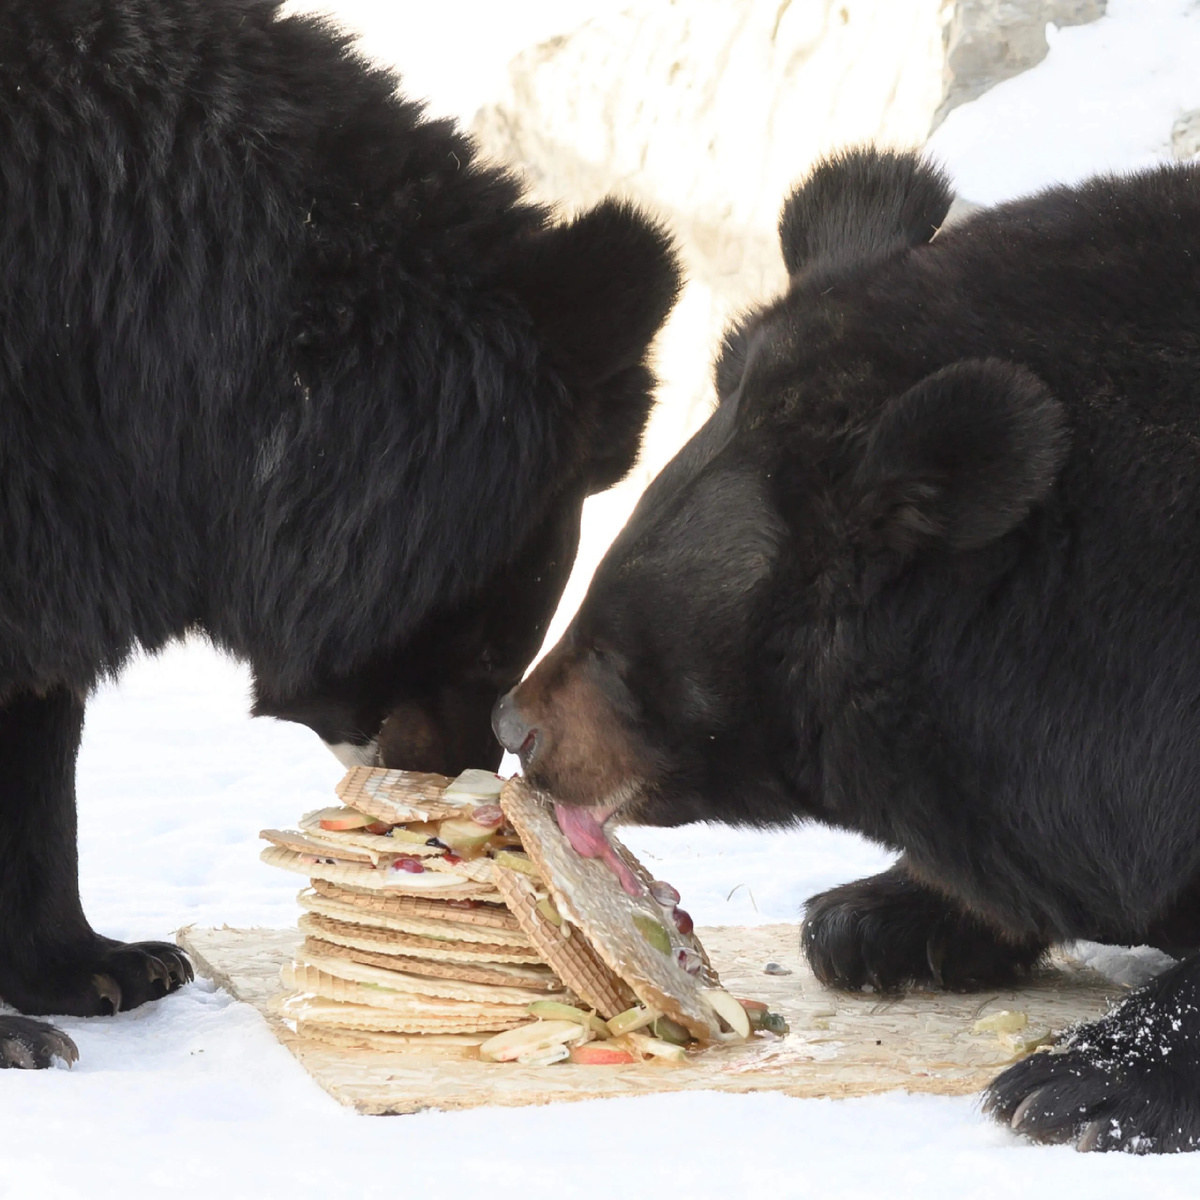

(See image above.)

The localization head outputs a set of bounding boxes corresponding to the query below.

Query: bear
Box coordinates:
[494,146,1200,1153]
[0,0,679,1068]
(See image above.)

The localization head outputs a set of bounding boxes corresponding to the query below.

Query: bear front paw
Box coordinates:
[0,1015,78,1069]
[0,938,193,1017]
[984,955,1200,1153]
[802,866,1044,992]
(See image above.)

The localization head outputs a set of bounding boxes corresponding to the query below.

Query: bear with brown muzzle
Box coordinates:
[496,147,1200,1153]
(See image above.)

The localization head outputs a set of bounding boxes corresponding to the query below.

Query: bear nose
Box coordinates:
[492,691,535,757]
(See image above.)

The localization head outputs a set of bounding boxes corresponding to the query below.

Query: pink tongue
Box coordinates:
[554,803,644,898]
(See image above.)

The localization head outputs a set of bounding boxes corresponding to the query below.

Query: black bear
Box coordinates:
[495,146,1200,1153]
[0,0,679,1067]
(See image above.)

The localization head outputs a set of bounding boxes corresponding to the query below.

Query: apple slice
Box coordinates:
[624,1032,688,1063]
[443,769,505,801]
[493,850,541,878]
[437,817,499,856]
[700,988,751,1039]
[310,807,373,831]
[527,1001,610,1037]
[606,1005,659,1037]
[569,1043,637,1065]
[478,1020,585,1063]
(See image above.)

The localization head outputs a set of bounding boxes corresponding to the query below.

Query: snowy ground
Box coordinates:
[6,0,1200,1196]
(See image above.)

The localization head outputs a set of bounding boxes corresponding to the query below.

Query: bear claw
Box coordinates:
[0,1016,79,1069]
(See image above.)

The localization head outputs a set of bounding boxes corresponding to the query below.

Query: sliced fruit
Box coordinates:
[437,817,499,856]
[527,1001,610,1037]
[388,828,436,844]
[606,1005,659,1037]
[672,907,694,936]
[535,897,563,927]
[758,1012,790,1036]
[478,1020,585,1063]
[624,1032,688,1062]
[648,880,681,907]
[313,807,373,831]
[391,857,425,874]
[973,1010,1027,1035]
[568,1043,636,1065]
[738,998,769,1016]
[443,769,505,801]
[471,804,505,828]
[493,850,541,878]
[363,821,392,835]
[652,1016,692,1046]
[632,914,671,955]
[700,988,752,1039]
[517,1043,572,1067]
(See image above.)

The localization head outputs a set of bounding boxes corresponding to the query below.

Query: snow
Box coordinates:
[8,0,1200,1194]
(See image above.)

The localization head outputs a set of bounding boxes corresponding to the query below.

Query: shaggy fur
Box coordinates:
[499,146,1200,1152]
[0,0,679,1057]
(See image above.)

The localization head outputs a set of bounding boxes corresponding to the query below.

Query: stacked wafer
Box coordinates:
[261,767,784,1064]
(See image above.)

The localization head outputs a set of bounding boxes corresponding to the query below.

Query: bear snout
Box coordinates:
[491,691,537,761]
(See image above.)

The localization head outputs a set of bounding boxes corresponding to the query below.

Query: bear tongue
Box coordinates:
[553,803,644,898]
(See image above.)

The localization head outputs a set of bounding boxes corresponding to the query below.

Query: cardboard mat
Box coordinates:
[177,924,1121,1115]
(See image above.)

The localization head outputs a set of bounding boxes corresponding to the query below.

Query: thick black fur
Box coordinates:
[0,0,679,1054]
[514,146,1200,1150]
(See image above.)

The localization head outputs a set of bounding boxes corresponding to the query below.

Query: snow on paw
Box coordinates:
[984,955,1200,1153]
[0,1016,78,1069]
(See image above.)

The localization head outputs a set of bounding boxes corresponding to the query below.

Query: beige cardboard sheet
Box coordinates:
[176,924,1120,1116]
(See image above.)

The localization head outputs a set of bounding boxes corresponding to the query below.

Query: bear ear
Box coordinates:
[507,198,682,388]
[853,359,1068,555]
[779,147,953,281]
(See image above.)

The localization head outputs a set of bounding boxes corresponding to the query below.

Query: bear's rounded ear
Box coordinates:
[853,359,1068,555]
[779,147,953,282]
[506,199,682,388]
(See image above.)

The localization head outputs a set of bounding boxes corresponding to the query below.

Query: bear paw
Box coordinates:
[984,956,1200,1153]
[0,938,193,1017]
[802,865,1044,992]
[0,1015,78,1069]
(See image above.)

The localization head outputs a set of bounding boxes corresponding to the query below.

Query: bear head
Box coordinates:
[494,148,1068,829]
[254,199,681,775]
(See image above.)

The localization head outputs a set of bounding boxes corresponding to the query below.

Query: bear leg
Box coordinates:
[0,687,192,1019]
[802,862,1046,991]
[984,953,1200,1153]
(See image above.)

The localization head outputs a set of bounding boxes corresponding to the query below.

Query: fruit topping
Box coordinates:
[313,807,373,831]
[478,1020,585,1062]
[700,988,751,1039]
[392,857,426,874]
[442,852,464,866]
[672,907,694,936]
[648,880,681,907]
[535,897,563,927]
[624,1032,688,1062]
[470,804,505,828]
[443,769,505,801]
[568,1044,636,1065]
[606,1005,659,1037]
[632,914,672,955]
[437,817,499,857]
[363,821,392,835]
[652,1016,692,1046]
[493,850,541,878]
[757,1012,790,1036]
[675,947,704,975]
[526,1001,610,1037]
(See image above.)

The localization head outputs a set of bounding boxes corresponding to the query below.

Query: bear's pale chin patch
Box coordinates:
[322,739,379,769]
